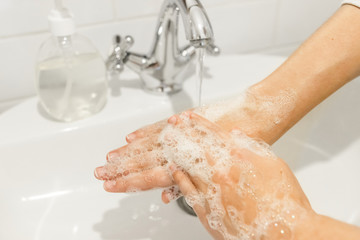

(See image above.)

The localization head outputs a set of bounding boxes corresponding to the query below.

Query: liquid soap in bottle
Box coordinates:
[36,0,107,122]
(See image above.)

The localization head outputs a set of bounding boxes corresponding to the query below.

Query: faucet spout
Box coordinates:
[175,0,215,47]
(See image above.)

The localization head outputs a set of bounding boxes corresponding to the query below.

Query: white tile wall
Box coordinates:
[0,0,114,37]
[275,0,340,45]
[0,0,341,111]
[64,0,114,25]
[114,0,163,19]
[0,33,46,101]
[208,0,278,53]
[0,0,51,37]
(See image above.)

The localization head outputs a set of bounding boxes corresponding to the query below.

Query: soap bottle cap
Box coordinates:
[48,5,75,36]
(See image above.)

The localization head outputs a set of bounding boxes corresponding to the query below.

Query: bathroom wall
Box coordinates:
[0,0,340,111]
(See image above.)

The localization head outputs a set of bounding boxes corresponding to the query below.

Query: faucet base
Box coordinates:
[142,83,183,95]
[107,0,219,96]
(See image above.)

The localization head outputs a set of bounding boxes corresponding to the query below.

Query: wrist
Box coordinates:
[198,84,297,145]
[293,211,322,240]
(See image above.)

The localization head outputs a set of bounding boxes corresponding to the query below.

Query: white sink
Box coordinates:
[0,54,359,239]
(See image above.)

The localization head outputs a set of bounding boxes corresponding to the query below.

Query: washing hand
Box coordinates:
[158,112,316,239]
[94,86,301,203]
[94,4,360,239]
[94,84,300,195]
[95,111,315,239]
[94,118,176,192]
[95,111,360,240]
[161,112,360,240]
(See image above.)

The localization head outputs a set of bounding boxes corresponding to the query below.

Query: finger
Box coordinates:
[170,111,229,143]
[107,141,151,163]
[126,129,146,143]
[167,114,180,125]
[126,120,167,143]
[171,166,211,225]
[171,166,198,197]
[168,110,195,126]
[105,138,165,175]
[161,186,183,204]
[103,167,173,192]
[106,145,127,162]
[94,166,118,180]
[188,112,229,139]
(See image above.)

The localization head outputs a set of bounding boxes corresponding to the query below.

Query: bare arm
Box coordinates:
[294,214,360,240]
[214,4,360,144]
[95,4,360,239]
[166,112,360,240]
[95,3,360,204]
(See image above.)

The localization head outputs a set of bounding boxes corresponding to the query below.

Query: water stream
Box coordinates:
[195,48,205,107]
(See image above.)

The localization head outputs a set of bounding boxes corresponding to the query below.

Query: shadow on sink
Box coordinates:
[108,76,143,97]
[273,79,360,171]
[93,190,208,240]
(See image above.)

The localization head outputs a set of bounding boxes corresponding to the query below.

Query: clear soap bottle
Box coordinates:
[36,1,107,122]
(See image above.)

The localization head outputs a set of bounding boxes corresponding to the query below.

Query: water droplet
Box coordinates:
[149,204,160,212]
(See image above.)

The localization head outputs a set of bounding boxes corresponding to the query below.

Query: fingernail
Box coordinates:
[95,167,107,179]
[168,116,177,125]
[169,165,176,173]
[126,133,137,142]
[169,164,180,174]
[94,169,99,178]
[107,152,120,162]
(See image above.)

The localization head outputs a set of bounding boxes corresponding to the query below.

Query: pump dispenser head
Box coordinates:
[48,0,75,36]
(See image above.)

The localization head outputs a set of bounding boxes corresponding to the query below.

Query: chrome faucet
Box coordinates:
[107,0,220,94]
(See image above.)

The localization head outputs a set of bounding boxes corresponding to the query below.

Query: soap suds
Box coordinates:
[102,89,306,240]
[195,88,297,136]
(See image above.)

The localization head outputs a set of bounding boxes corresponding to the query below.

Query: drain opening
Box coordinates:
[177,196,197,216]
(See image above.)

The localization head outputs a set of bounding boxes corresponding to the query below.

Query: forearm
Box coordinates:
[295,213,360,240]
[208,5,360,144]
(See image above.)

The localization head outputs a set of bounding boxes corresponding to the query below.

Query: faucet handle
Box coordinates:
[121,35,134,52]
[106,35,134,73]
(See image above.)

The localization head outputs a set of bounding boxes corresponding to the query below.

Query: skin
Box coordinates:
[215,4,360,145]
[163,112,315,240]
[95,4,360,240]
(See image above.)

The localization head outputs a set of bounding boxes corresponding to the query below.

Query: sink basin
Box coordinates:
[0,54,359,239]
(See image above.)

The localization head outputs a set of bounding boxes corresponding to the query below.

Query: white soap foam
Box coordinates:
[157,113,306,240]
[195,88,297,137]
[102,88,305,240]
[164,186,182,202]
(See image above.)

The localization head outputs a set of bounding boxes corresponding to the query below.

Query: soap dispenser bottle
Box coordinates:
[36,0,107,122]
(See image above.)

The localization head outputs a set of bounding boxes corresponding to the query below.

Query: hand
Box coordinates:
[94,119,177,192]
[95,111,315,239]
[94,85,300,194]
[159,112,315,239]
[94,4,360,238]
